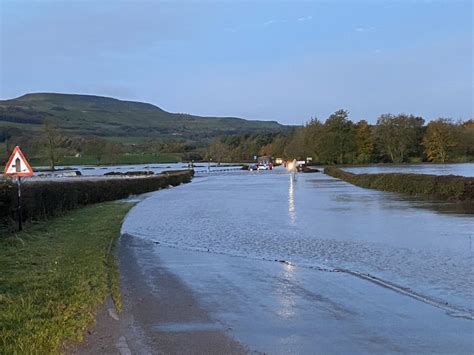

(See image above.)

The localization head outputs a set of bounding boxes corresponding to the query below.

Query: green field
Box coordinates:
[0,202,132,354]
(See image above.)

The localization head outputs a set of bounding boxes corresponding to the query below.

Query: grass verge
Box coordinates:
[0,202,133,354]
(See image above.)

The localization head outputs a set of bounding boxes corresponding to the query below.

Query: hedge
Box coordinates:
[0,170,194,232]
[324,167,474,203]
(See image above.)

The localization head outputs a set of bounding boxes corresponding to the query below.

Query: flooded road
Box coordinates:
[122,167,474,353]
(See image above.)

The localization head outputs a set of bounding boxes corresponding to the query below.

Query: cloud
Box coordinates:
[263,19,277,26]
[355,26,375,32]
[297,16,312,22]
[254,16,313,30]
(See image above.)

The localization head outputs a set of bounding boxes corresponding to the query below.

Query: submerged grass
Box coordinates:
[0,202,132,354]
[324,166,474,202]
[30,152,181,166]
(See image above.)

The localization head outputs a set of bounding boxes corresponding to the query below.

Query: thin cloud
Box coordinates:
[263,19,277,26]
[261,16,312,28]
[297,16,312,22]
[355,26,375,32]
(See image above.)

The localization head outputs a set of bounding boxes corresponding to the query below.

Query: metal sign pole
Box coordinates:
[17,176,22,232]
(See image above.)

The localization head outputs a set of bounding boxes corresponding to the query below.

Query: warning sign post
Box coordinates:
[3,146,34,231]
[4,146,34,177]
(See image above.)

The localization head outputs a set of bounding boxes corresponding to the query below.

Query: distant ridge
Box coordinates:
[0,92,288,140]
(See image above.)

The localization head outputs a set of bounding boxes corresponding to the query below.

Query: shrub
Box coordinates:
[0,180,14,228]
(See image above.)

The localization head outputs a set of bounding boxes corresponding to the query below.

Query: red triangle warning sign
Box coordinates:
[4,146,34,177]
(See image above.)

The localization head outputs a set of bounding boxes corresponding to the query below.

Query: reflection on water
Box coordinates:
[288,174,296,225]
[123,168,474,313]
[277,262,297,319]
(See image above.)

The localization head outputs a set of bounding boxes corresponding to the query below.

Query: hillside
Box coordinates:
[0,93,288,142]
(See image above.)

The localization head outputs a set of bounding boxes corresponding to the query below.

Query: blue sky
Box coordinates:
[1,0,472,124]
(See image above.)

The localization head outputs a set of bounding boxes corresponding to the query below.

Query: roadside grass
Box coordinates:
[0,202,132,354]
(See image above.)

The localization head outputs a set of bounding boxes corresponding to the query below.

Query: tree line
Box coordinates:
[208,110,474,164]
[1,120,204,168]
[1,111,473,168]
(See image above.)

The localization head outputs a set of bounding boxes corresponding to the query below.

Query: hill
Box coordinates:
[0,93,288,142]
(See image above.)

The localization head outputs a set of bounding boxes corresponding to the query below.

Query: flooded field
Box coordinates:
[344,162,474,177]
[35,162,240,176]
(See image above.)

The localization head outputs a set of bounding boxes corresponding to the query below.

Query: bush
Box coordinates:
[0,170,194,232]
[324,167,474,202]
[0,180,14,228]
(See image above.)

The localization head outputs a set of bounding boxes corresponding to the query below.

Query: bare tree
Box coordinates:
[43,119,64,170]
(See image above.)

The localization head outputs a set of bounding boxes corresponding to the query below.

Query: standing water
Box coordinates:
[123,165,474,316]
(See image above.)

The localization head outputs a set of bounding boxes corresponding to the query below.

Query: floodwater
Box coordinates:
[344,162,474,177]
[32,162,241,177]
[122,166,474,353]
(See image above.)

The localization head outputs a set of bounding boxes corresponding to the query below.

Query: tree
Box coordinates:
[303,118,324,162]
[208,137,230,164]
[43,119,64,170]
[84,137,122,164]
[355,120,374,163]
[375,114,424,163]
[319,110,355,164]
[270,134,290,158]
[455,120,474,161]
[87,138,108,163]
[422,119,457,163]
[259,142,277,157]
[284,129,306,160]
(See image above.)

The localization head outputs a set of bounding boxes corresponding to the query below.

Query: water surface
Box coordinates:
[344,162,474,177]
[123,167,474,313]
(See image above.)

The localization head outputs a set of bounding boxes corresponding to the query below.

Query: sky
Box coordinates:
[0,0,472,125]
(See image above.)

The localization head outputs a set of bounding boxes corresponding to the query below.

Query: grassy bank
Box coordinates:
[324,167,474,202]
[0,202,132,354]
